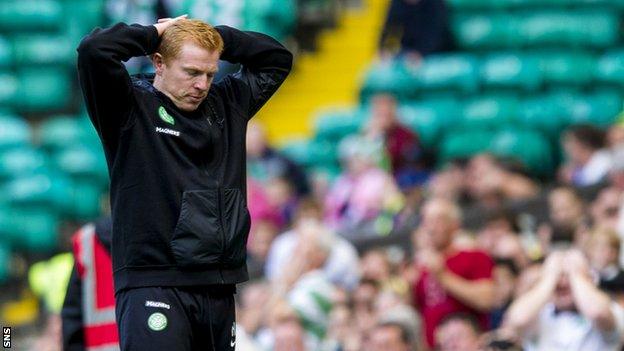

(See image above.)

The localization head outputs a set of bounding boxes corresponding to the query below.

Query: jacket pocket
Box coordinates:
[222,188,251,268]
[170,189,223,268]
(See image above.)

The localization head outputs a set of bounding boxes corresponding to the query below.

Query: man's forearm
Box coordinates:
[438,270,494,311]
[569,273,616,331]
[503,277,556,331]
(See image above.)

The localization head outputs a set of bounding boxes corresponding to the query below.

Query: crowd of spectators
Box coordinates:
[238,90,624,350]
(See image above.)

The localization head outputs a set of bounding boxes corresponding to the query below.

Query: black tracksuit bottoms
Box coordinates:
[115,285,236,351]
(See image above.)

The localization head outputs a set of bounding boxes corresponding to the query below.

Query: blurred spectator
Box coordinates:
[411,198,495,347]
[490,259,519,329]
[247,121,310,197]
[587,229,624,303]
[477,210,528,270]
[590,187,622,233]
[465,154,539,208]
[247,220,280,279]
[435,313,481,351]
[61,218,118,351]
[367,321,416,351]
[326,134,403,236]
[265,199,360,290]
[364,94,426,180]
[539,186,590,252]
[504,250,624,351]
[378,0,451,60]
[427,161,465,202]
[560,124,612,186]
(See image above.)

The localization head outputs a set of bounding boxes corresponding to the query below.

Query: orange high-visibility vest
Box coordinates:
[73,223,119,351]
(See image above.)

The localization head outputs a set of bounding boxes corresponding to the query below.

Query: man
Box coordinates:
[435,313,481,351]
[62,217,118,351]
[368,321,415,351]
[77,15,292,350]
[504,249,624,351]
[411,198,495,348]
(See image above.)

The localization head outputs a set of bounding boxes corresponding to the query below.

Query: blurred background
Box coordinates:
[2,0,624,350]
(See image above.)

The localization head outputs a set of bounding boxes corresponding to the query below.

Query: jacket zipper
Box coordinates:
[208,101,226,284]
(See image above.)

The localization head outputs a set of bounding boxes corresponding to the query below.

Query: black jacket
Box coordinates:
[77,23,292,292]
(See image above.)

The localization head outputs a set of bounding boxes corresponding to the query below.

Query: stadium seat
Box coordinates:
[488,128,554,176]
[313,107,367,143]
[0,147,48,181]
[4,208,59,252]
[595,49,624,86]
[280,138,338,168]
[14,68,71,112]
[532,50,595,86]
[452,14,522,49]
[518,95,566,137]
[398,99,461,149]
[519,11,618,48]
[0,115,30,150]
[0,37,12,68]
[39,116,100,152]
[243,0,297,42]
[0,73,18,107]
[11,35,74,66]
[0,243,9,283]
[413,54,480,94]
[480,53,541,91]
[439,129,494,164]
[66,180,103,220]
[52,146,108,184]
[0,0,63,32]
[360,60,414,101]
[460,95,520,130]
[2,173,72,213]
[559,90,622,127]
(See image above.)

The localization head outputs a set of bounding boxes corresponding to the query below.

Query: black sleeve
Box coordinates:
[214,25,293,119]
[379,0,404,50]
[77,23,160,142]
[61,264,85,351]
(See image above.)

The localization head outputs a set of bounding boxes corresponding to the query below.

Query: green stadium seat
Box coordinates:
[532,50,595,86]
[280,138,338,168]
[11,35,74,66]
[398,99,461,149]
[243,0,297,42]
[413,54,480,94]
[4,208,59,252]
[0,243,9,283]
[0,37,12,68]
[66,180,103,220]
[595,49,624,86]
[360,60,414,101]
[0,0,63,32]
[481,53,541,91]
[518,95,566,137]
[2,173,72,213]
[460,95,520,130]
[52,146,108,183]
[439,129,494,164]
[14,68,71,112]
[0,147,48,181]
[488,129,554,176]
[0,73,18,106]
[313,107,366,142]
[0,115,30,150]
[452,15,522,49]
[519,11,618,48]
[39,116,100,152]
[559,90,622,127]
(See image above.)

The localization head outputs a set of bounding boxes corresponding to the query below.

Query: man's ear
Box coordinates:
[152,53,165,76]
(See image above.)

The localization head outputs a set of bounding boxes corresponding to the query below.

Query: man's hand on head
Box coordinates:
[153,14,188,36]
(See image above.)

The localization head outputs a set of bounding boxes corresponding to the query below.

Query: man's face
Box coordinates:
[154,42,219,112]
[369,325,410,351]
[435,319,480,351]
[421,202,458,251]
